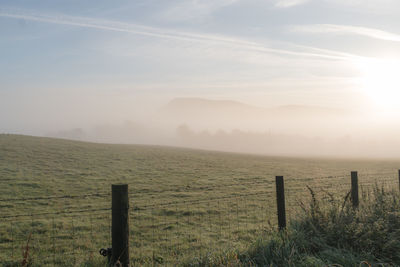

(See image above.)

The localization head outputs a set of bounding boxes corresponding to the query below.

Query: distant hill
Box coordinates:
[165,98,258,111]
[272,104,348,117]
[161,97,262,118]
[161,97,348,124]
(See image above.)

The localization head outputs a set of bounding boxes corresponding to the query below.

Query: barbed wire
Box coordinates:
[134,191,270,210]
[0,180,274,206]
[0,179,273,203]
[361,171,397,176]
[0,192,110,202]
[1,171,397,203]
[128,179,274,197]
[1,191,272,220]
[0,207,110,220]
[1,170,398,219]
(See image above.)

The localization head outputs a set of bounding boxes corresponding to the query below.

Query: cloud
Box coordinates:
[274,0,311,8]
[160,0,239,21]
[0,9,356,61]
[323,0,398,11]
[292,24,400,42]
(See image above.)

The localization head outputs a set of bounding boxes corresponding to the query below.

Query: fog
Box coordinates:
[25,97,400,159]
[2,1,400,159]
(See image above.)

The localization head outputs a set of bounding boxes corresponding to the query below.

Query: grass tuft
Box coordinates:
[186,186,400,267]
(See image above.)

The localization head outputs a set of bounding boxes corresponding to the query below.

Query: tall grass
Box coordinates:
[187,185,400,267]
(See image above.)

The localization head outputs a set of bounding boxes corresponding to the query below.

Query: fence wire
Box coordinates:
[0,171,399,266]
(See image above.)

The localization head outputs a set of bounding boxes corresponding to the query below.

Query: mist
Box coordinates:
[2,2,400,159]
[19,96,399,159]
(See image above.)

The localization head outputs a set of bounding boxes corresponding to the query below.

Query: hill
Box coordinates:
[161,97,348,122]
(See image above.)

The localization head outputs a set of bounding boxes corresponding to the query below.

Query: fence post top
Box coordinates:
[112,184,128,188]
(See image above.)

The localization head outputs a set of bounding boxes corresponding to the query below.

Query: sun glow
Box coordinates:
[357,58,400,111]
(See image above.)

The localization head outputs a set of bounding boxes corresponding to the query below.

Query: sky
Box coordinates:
[1,0,400,139]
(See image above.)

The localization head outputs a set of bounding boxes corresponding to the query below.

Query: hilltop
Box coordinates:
[161,97,348,121]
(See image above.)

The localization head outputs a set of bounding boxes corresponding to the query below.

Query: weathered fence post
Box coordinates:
[351,171,359,208]
[275,176,286,230]
[111,184,130,266]
[398,169,400,192]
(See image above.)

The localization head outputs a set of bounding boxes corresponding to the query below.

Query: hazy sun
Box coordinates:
[357,58,400,110]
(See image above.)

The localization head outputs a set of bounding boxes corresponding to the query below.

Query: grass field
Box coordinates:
[1,134,399,266]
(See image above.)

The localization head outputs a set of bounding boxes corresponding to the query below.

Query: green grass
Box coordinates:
[0,134,399,266]
[186,186,400,266]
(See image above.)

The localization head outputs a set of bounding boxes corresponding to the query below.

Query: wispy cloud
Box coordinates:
[292,24,400,42]
[323,0,398,13]
[0,9,356,61]
[160,0,238,21]
[274,0,311,8]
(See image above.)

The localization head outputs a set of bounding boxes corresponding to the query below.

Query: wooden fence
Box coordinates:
[0,170,399,266]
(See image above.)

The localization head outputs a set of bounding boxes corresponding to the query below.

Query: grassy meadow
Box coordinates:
[0,134,399,266]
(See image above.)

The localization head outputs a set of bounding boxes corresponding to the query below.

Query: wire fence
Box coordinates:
[0,171,399,266]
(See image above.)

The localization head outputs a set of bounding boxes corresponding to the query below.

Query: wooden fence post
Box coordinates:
[398,169,400,192]
[275,176,286,230]
[111,184,130,267]
[351,171,359,208]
